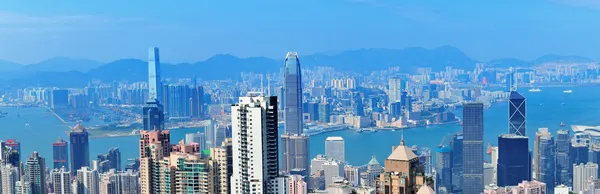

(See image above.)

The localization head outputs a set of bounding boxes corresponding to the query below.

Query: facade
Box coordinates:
[143,47,165,131]
[1,164,18,194]
[535,128,555,190]
[77,166,100,194]
[281,133,310,174]
[164,153,212,193]
[573,162,598,193]
[139,129,171,194]
[210,138,233,194]
[52,167,72,194]
[288,175,308,194]
[230,93,279,193]
[325,136,345,162]
[53,137,69,170]
[70,124,90,176]
[497,134,530,187]
[462,103,484,194]
[451,133,464,193]
[508,91,526,136]
[142,99,165,131]
[388,77,404,104]
[436,145,453,192]
[556,129,571,185]
[25,151,47,194]
[344,165,361,187]
[322,160,344,187]
[376,137,425,194]
[185,132,206,151]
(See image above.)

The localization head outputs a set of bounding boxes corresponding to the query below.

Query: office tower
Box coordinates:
[4,148,19,167]
[281,134,310,173]
[139,129,170,194]
[451,133,464,193]
[506,68,515,92]
[185,132,206,151]
[210,138,233,194]
[52,167,71,194]
[205,119,217,149]
[322,160,344,187]
[535,128,555,190]
[97,147,121,173]
[142,99,165,131]
[489,145,499,184]
[352,92,364,116]
[555,184,569,194]
[118,170,140,194]
[318,103,331,123]
[484,163,494,186]
[50,89,69,108]
[388,77,403,103]
[436,145,453,192]
[143,47,165,131]
[99,173,117,194]
[325,136,345,162]
[288,175,308,194]
[24,151,47,194]
[344,165,360,187]
[76,166,99,194]
[556,129,571,185]
[310,155,328,174]
[53,138,69,170]
[283,51,303,135]
[1,164,18,194]
[462,103,484,194]
[376,137,425,194]
[574,163,598,193]
[5,139,21,160]
[70,124,89,176]
[508,91,526,136]
[231,93,279,193]
[365,156,383,187]
[497,134,530,186]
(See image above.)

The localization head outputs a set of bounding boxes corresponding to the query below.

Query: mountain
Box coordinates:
[87,59,147,82]
[301,46,479,72]
[486,58,531,68]
[21,57,102,73]
[533,54,594,64]
[0,60,23,72]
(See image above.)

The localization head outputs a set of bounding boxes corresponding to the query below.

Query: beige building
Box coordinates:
[139,129,171,194]
[484,180,546,194]
[376,137,426,194]
[288,175,308,194]
[210,138,232,194]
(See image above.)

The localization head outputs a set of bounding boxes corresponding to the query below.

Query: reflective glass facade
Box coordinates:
[509,91,526,136]
[497,134,530,186]
[462,103,483,194]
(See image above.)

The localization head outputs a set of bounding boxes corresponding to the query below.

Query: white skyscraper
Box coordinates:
[325,136,345,162]
[77,166,100,194]
[574,162,598,193]
[52,167,72,194]
[388,77,404,103]
[1,164,18,194]
[231,93,280,194]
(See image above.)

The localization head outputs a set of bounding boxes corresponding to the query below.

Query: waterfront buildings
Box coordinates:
[24,151,47,194]
[76,166,100,194]
[497,134,531,186]
[52,167,71,194]
[282,52,310,174]
[96,147,121,172]
[50,89,69,109]
[556,129,571,185]
[508,91,526,136]
[462,103,484,194]
[325,136,345,162]
[535,128,555,190]
[230,93,280,193]
[70,124,90,176]
[573,162,598,193]
[375,137,425,194]
[436,145,453,192]
[53,137,69,170]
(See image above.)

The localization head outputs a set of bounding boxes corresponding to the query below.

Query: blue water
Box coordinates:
[0,86,595,168]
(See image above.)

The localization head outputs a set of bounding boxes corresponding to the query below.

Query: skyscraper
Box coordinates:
[535,128,555,190]
[5,139,21,160]
[497,134,531,187]
[185,132,206,151]
[1,164,18,194]
[462,103,484,194]
[70,124,89,176]
[573,163,598,193]
[139,129,170,194]
[376,137,426,194]
[143,47,165,131]
[451,133,464,193]
[556,129,571,185]
[436,145,453,192]
[76,166,100,194]
[210,138,233,194]
[25,151,47,194]
[325,136,345,162]
[52,167,72,194]
[53,137,69,170]
[281,134,310,173]
[388,77,403,104]
[509,91,526,136]
[231,93,280,193]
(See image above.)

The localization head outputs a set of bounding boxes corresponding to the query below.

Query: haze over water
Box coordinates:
[0,86,595,167]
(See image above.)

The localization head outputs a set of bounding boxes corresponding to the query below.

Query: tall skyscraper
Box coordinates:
[1,164,18,194]
[556,129,571,185]
[231,93,280,193]
[497,134,531,186]
[53,137,69,170]
[325,136,345,162]
[76,166,100,194]
[281,134,310,173]
[436,145,453,192]
[388,77,404,104]
[139,129,170,194]
[509,91,526,136]
[24,151,47,194]
[451,133,464,193]
[70,124,89,176]
[535,128,555,190]
[283,52,302,135]
[143,47,165,131]
[5,139,21,160]
[573,163,598,193]
[52,167,72,194]
[462,103,484,194]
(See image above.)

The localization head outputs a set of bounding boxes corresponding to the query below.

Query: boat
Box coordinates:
[563,90,573,93]
[25,123,30,127]
[560,122,566,127]
[392,129,396,132]
[528,88,542,92]
[356,129,364,133]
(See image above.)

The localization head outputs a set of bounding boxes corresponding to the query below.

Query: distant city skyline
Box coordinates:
[2,1,600,64]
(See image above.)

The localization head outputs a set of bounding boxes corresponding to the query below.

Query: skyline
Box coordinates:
[1,1,600,64]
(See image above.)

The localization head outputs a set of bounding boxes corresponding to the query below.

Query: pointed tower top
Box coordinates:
[400,130,405,146]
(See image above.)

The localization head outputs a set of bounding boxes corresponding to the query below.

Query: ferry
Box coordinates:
[563,90,573,94]
[528,88,542,92]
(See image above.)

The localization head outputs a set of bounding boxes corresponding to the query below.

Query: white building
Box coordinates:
[574,162,598,193]
[52,167,72,194]
[322,160,344,187]
[77,166,100,194]
[554,184,570,194]
[1,164,19,194]
[230,93,279,194]
[325,136,345,162]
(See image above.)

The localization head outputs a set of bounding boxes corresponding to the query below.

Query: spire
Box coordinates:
[400,130,405,146]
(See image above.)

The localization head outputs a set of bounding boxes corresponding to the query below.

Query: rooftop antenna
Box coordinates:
[401,130,405,146]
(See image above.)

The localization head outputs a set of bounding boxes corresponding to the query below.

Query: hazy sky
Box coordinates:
[1,0,600,64]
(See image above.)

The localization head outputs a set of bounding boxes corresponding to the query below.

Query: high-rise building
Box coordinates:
[489,145,499,185]
[210,138,233,194]
[497,134,530,186]
[231,93,279,193]
[436,145,453,192]
[573,162,598,193]
[344,165,360,187]
[363,155,383,187]
[556,129,571,185]
[462,103,484,194]
[97,147,122,173]
[53,137,69,170]
[152,152,212,193]
[376,137,426,194]
[288,175,308,194]
[325,136,345,162]
[508,91,526,136]
[322,160,344,187]
[5,139,21,160]
[139,129,170,194]
[185,132,206,151]
[1,164,18,194]
[281,134,310,174]
[535,128,555,190]
[388,77,404,103]
[118,169,140,194]
[70,124,89,176]
[451,133,464,193]
[318,103,331,123]
[76,166,100,194]
[24,151,47,194]
[99,172,117,194]
[352,92,364,116]
[143,47,165,131]
[52,167,71,194]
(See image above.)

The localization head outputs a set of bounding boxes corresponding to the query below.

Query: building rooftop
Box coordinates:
[509,91,525,100]
[386,137,417,161]
[326,136,344,141]
[72,124,87,132]
[368,155,380,166]
[416,185,435,194]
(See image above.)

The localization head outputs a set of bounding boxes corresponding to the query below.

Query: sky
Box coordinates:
[1,0,600,64]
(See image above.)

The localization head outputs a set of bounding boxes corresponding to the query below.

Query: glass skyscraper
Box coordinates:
[462,103,484,194]
[556,129,571,185]
[509,91,526,136]
[451,133,463,193]
[52,138,69,170]
[536,130,555,192]
[69,124,89,176]
[436,145,453,192]
[497,134,531,186]
[143,47,165,131]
